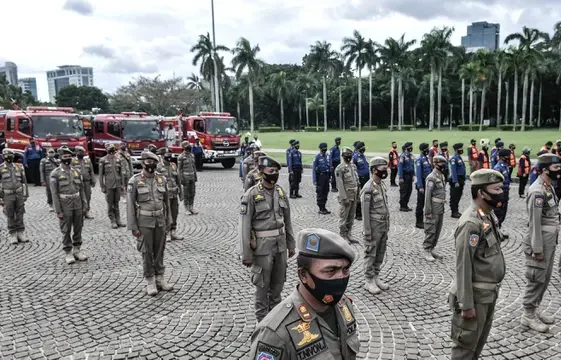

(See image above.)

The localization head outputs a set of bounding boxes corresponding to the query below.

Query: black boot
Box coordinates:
[289,188,296,199]
[295,190,302,198]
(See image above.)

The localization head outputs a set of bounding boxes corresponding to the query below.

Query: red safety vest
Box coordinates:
[518,154,530,176]
[479,150,489,169]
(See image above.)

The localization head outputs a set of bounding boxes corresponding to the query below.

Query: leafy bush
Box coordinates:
[498,124,535,131]
[388,125,415,131]
[349,126,357,132]
[258,126,282,133]
[457,125,489,131]
[304,126,324,132]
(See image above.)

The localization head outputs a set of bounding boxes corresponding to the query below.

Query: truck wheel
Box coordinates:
[221,158,236,169]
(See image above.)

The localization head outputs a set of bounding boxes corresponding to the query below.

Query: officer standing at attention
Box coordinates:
[388,141,399,187]
[352,141,369,220]
[423,155,447,262]
[286,139,295,166]
[438,141,450,180]
[23,137,43,186]
[490,141,504,169]
[467,139,479,174]
[428,139,439,166]
[0,148,29,244]
[244,151,267,191]
[449,169,506,359]
[73,146,95,219]
[330,137,341,192]
[99,143,126,229]
[177,141,198,215]
[398,142,415,212]
[127,151,173,296]
[240,155,295,322]
[517,147,531,198]
[508,144,517,177]
[415,143,432,228]
[40,147,59,212]
[477,140,490,170]
[361,157,390,295]
[192,138,204,170]
[493,149,511,239]
[313,142,331,214]
[336,147,360,244]
[288,140,303,199]
[158,148,183,240]
[50,146,88,264]
[449,143,466,219]
[520,153,561,333]
[241,143,256,182]
[119,142,133,182]
[249,228,359,360]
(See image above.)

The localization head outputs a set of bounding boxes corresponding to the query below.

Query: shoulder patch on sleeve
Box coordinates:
[469,233,479,247]
[127,183,134,193]
[535,195,544,208]
[255,342,283,360]
[240,203,248,215]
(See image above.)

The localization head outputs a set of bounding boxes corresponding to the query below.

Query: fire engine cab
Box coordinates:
[163,111,240,169]
[0,106,87,156]
[90,112,164,171]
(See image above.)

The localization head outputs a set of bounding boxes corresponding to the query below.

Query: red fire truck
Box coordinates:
[162,111,240,169]
[0,106,88,156]
[90,112,164,171]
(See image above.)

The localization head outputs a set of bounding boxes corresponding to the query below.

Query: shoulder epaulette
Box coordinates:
[263,300,294,331]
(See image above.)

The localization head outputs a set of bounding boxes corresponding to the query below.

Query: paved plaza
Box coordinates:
[1,164,561,359]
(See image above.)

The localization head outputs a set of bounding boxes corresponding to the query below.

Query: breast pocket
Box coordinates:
[254,201,271,219]
[1,172,10,182]
[73,179,82,186]
[137,186,150,202]
[156,186,166,200]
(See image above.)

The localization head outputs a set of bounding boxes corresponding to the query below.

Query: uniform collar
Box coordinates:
[289,287,318,323]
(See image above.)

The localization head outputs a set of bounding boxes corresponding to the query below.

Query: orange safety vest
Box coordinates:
[469,145,478,161]
[518,154,530,176]
[509,151,516,168]
[479,150,489,169]
[389,148,398,168]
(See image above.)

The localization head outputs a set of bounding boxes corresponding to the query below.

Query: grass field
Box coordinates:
[256,129,560,154]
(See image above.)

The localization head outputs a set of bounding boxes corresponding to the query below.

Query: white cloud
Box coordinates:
[8,0,560,101]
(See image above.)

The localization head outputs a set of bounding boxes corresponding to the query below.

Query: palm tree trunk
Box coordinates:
[339,86,342,130]
[521,69,529,131]
[236,101,241,121]
[461,79,465,125]
[298,103,302,129]
[280,97,285,130]
[212,57,220,112]
[354,104,357,126]
[469,83,473,127]
[398,77,403,130]
[248,82,255,133]
[429,64,435,131]
[210,80,216,109]
[496,72,502,127]
[358,69,362,132]
[400,81,405,128]
[390,70,395,130]
[316,111,319,128]
[513,69,519,131]
[413,106,417,127]
[369,69,372,128]
[323,77,328,132]
[529,77,535,127]
[505,80,509,126]
[219,82,224,112]
[437,66,442,131]
[305,96,310,127]
[538,82,543,127]
[473,91,478,125]
[479,87,486,131]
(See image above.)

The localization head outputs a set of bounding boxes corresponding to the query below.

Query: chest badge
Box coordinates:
[291,321,319,346]
[341,304,353,322]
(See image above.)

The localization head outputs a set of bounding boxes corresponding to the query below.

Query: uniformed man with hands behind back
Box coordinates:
[244,151,267,192]
[73,146,95,219]
[40,147,59,212]
[423,155,447,262]
[449,169,506,359]
[99,143,126,229]
[127,151,173,296]
[240,155,295,322]
[157,147,183,240]
[335,147,359,244]
[0,148,29,244]
[249,228,359,360]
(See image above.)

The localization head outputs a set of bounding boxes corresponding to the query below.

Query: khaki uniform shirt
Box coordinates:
[126,172,171,231]
[451,203,506,309]
[99,155,124,189]
[0,163,28,197]
[335,162,358,202]
[424,169,446,216]
[244,168,262,192]
[50,166,88,213]
[119,151,133,183]
[524,176,560,255]
[240,182,295,261]
[72,157,95,184]
[360,179,390,237]
[157,161,182,199]
[242,157,256,181]
[177,152,197,183]
[40,157,59,184]
[250,287,360,360]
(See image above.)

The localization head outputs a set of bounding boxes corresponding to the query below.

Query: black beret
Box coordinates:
[419,142,429,151]
[289,139,296,145]
[293,140,300,146]
[404,142,413,148]
[319,142,328,149]
[498,149,511,158]
[356,141,365,149]
[440,141,448,147]
[335,137,341,141]
[494,138,502,144]
[453,143,463,150]
[353,141,360,148]
[496,141,504,147]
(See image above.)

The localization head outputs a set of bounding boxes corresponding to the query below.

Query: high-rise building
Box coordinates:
[46,65,94,103]
[0,62,18,85]
[18,77,38,100]
[461,21,500,51]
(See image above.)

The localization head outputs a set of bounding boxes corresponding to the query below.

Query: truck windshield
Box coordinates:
[204,117,238,135]
[122,120,162,140]
[33,115,84,138]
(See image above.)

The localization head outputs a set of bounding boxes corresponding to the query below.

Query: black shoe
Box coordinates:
[406,207,413,212]
[416,222,424,229]
[451,212,461,219]
[323,208,331,214]
[331,188,338,192]
[319,209,329,215]
[519,195,525,199]
[400,207,408,212]
[290,195,296,199]
[296,194,302,198]
[391,183,398,187]
[355,216,362,221]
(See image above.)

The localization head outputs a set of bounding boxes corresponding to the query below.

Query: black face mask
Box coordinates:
[77,154,85,159]
[303,271,349,306]
[471,143,476,146]
[433,144,438,148]
[184,147,191,152]
[263,172,279,184]
[4,155,13,163]
[436,164,445,171]
[108,149,116,155]
[422,149,429,156]
[164,155,172,162]
[343,155,352,162]
[375,169,388,179]
[482,190,505,208]
[144,163,157,173]
[458,150,464,155]
[321,149,327,154]
[392,145,397,149]
[150,149,157,154]
[407,147,413,152]
[61,158,72,165]
[547,169,561,180]
[295,146,300,150]
[442,148,448,153]
[359,147,365,153]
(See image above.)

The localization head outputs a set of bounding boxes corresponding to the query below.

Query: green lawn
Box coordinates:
[256,129,560,154]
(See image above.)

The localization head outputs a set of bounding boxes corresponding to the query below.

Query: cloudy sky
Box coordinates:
[4,0,560,101]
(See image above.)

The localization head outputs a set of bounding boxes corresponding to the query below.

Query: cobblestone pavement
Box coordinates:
[1,165,561,360]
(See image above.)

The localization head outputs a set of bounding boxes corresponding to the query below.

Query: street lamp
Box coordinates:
[211,0,220,112]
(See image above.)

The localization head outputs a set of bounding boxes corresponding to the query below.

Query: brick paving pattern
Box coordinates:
[1,165,561,359]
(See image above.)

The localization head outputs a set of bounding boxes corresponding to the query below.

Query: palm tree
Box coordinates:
[379,37,401,130]
[295,72,317,128]
[332,53,349,130]
[341,30,370,132]
[186,73,204,90]
[460,61,479,127]
[493,49,508,126]
[394,35,417,130]
[434,27,454,130]
[473,50,494,131]
[231,37,265,133]
[307,94,323,128]
[450,46,470,125]
[268,71,293,130]
[307,41,338,132]
[364,40,379,127]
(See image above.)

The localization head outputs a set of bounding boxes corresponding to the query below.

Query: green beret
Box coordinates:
[433,155,447,163]
[369,157,387,167]
[141,151,159,162]
[296,228,355,263]
[470,169,504,186]
[538,153,561,165]
[341,147,353,155]
[258,156,281,169]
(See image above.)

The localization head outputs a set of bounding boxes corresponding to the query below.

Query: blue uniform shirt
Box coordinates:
[529,165,539,185]
[490,148,498,168]
[24,144,42,165]
[438,150,449,171]
[397,152,415,178]
[415,154,432,189]
[312,152,331,182]
[288,148,302,172]
[285,146,293,165]
[193,144,203,154]
[493,160,511,189]
[353,152,369,178]
[330,145,341,164]
[450,153,466,184]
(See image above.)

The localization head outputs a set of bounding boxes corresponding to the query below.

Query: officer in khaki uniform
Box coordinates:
[244,151,266,191]
[40,148,59,212]
[361,157,390,295]
[449,169,506,359]
[177,141,198,215]
[520,153,561,333]
[250,228,359,360]
[157,147,183,240]
[119,141,133,181]
[423,155,447,262]
[240,156,295,322]
[127,151,174,296]
[73,146,96,219]
[99,143,126,228]
[242,143,259,181]
[0,148,29,244]
[335,147,359,244]
[50,147,89,264]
